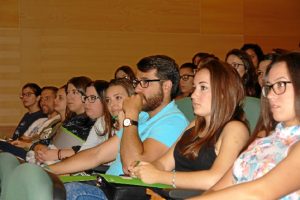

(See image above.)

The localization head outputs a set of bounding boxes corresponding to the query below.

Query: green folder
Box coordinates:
[60,174,172,189]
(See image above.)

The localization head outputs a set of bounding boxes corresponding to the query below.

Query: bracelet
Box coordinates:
[57,149,62,160]
[171,170,176,188]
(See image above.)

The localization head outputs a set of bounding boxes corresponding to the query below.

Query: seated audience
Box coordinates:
[0,86,60,159]
[175,62,197,100]
[48,55,189,200]
[114,65,136,81]
[35,80,110,164]
[241,43,264,68]
[12,83,47,140]
[190,52,300,200]
[131,59,249,190]
[34,76,94,162]
[15,86,60,143]
[226,49,260,97]
[29,85,68,163]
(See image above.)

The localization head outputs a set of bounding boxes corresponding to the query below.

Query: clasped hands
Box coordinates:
[122,93,144,120]
[128,161,161,184]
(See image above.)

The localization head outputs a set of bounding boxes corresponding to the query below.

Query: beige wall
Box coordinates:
[0,0,299,128]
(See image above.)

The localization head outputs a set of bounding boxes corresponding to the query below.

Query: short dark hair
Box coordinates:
[22,83,42,96]
[41,86,59,95]
[137,55,180,99]
[180,62,197,70]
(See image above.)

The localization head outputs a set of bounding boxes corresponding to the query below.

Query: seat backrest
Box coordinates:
[0,152,20,199]
[3,163,55,200]
[175,97,195,122]
[243,96,261,133]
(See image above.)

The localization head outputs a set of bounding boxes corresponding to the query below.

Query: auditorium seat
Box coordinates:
[0,152,20,199]
[3,163,66,200]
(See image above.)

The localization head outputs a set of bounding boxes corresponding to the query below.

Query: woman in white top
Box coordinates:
[79,80,113,151]
[80,78,136,152]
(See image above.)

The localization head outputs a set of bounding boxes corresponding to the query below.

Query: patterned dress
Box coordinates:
[233,123,300,200]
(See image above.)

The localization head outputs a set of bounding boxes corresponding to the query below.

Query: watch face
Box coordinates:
[123,118,131,126]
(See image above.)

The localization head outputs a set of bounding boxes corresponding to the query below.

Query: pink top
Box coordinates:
[233,123,300,200]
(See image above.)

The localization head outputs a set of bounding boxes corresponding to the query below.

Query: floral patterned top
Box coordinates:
[233,123,300,200]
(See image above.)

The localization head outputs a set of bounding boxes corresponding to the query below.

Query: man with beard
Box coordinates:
[0,86,61,159]
[48,55,189,200]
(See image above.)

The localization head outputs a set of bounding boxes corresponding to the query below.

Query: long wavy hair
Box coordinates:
[177,59,247,160]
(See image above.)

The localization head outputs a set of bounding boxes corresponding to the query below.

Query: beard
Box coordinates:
[142,87,164,112]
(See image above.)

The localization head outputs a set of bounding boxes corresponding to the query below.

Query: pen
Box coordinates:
[134,160,140,167]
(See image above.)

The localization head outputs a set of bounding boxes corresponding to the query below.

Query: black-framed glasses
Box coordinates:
[180,74,194,81]
[19,92,34,99]
[81,95,100,103]
[132,79,163,88]
[262,81,292,97]
[230,62,244,70]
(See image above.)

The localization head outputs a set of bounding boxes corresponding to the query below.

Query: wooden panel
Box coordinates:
[20,0,200,33]
[0,0,19,27]
[20,28,242,87]
[245,35,300,53]
[201,0,243,34]
[0,28,22,125]
[244,0,300,36]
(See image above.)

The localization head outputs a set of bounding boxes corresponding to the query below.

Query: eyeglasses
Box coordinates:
[132,79,163,88]
[180,74,194,81]
[20,92,34,99]
[261,81,292,97]
[230,62,244,70]
[82,95,100,103]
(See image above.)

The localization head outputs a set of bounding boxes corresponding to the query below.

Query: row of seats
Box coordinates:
[0,152,65,200]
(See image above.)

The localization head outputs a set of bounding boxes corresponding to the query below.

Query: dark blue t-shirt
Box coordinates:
[12,110,47,140]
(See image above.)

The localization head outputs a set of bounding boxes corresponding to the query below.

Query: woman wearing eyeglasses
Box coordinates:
[78,80,112,151]
[226,49,260,97]
[175,62,197,100]
[190,52,300,200]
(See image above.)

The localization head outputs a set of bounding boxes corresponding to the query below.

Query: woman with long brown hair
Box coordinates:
[130,59,249,190]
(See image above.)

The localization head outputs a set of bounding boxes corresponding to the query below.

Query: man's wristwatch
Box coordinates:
[123,118,138,127]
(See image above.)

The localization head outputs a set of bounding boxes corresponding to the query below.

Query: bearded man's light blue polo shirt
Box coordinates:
[106,100,189,175]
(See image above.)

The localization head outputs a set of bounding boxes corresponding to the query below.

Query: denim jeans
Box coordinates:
[65,182,108,200]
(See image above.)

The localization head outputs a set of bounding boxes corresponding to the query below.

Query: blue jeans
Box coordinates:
[65,182,108,200]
